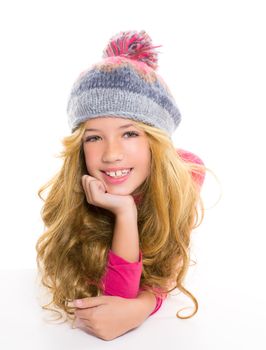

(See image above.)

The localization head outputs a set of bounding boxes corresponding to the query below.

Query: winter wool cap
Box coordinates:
[67,30,182,136]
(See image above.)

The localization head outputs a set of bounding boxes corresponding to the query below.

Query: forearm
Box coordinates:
[133,290,157,325]
[112,209,139,263]
[112,291,157,333]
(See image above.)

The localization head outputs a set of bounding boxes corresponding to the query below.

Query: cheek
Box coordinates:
[139,148,151,175]
[83,148,97,172]
[145,157,151,176]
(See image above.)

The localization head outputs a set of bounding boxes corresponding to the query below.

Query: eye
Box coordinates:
[84,136,100,142]
[84,131,139,143]
[124,131,139,138]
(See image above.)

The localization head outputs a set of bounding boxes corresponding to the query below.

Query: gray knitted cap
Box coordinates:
[67,30,181,136]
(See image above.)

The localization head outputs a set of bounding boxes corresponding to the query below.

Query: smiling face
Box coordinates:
[82,117,151,196]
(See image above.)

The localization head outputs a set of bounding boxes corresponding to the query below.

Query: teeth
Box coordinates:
[105,169,131,178]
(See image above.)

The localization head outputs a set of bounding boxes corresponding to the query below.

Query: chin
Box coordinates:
[107,186,135,196]
[109,189,131,196]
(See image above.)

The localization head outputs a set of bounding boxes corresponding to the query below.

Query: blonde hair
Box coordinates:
[36,119,209,322]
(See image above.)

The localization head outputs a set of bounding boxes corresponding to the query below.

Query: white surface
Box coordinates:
[0,269,265,350]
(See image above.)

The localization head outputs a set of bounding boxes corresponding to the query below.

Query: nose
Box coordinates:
[102,140,124,163]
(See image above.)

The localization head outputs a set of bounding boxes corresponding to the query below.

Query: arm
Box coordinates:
[138,285,168,316]
[101,250,167,316]
[112,208,139,263]
[73,291,160,341]
[101,249,142,298]
[101,201,167,315]
[133,290,157,323]
[100,205,142,299]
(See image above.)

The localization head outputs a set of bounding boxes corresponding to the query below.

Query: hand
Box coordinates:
[72,295,141,341]
[81,175,137,216]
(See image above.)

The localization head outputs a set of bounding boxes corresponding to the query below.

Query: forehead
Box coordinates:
[84,117,138,130]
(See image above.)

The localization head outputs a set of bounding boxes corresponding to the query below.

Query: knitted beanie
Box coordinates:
[67,30,181,136]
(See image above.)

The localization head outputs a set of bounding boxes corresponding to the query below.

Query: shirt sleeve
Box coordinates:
[149,295,165,316]
[101,249,143,298]
[101,250,167,316]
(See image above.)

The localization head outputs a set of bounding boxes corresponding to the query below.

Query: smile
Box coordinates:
[102,168,133,184]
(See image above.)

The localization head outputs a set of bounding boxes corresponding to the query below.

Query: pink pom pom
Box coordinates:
[102,30,162,70]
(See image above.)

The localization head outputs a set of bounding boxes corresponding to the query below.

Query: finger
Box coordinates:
[75,317,95,335]
[74,316,84,328]
[81,174,89,189]
[83,174,106,194]
[88,179,102,199]
[82,175,94,203]
[82,174,95,183]
[80,323,97,337]
[74,312,95,332]
[75,308,94,320]
[73,296,107,309]
[82,320,96,333]
[87,179,100,203]
[81,175,89,198]
[83,175,97,192]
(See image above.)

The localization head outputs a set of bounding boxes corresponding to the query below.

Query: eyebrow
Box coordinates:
[84,123,136,132]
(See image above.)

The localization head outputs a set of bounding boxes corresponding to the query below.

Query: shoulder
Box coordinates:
[176,148,206,188]
[176,148,205,166]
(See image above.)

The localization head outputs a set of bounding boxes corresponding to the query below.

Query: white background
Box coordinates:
[0,0,265,349]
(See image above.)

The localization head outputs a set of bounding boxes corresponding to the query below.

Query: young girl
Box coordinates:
[36,30,207,341]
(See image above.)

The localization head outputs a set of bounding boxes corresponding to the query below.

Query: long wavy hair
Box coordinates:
[36,119,209,323]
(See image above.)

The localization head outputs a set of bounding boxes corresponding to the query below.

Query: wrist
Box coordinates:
[115,201,137,219]
[133,291,157,324]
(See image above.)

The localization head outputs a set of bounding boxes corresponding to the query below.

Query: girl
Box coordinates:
[36,30,207,341]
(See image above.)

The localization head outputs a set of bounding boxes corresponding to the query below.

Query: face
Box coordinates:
[82,117,151,196]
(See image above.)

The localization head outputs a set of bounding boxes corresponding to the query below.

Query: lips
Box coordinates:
[101,168,133,185]
[101,168,133,174]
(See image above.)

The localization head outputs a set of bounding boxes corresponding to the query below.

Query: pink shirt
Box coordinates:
[100,149,206,316]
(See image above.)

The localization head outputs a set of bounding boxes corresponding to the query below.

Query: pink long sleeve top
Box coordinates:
[100,149,206,316]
